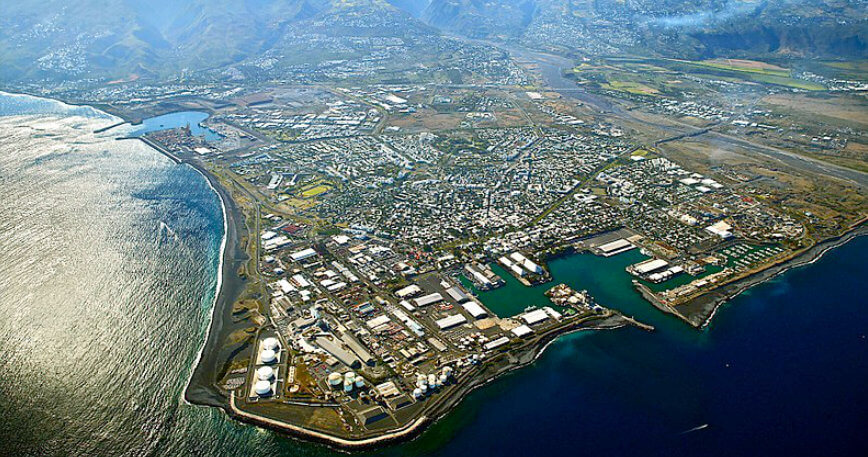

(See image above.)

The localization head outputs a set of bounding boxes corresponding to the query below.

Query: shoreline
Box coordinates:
[694,223,868,329]
[180,159,230,406]
[639,222,868,328]
[5,89,865,450]
[115,126,868,447]
[79,94,249,410]
[223,315,630,450]
[181,156,251,409]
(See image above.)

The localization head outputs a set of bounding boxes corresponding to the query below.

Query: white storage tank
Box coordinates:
[343,379,353,392]
[354,377,365,388]
[327,372,343,387]
[427,374,437,387]
[257,366,274,381]
[413,388,423,398]
[260,349,276,364]
[262,337,280,351]
[254,380,272,396]
[439,374,448,385]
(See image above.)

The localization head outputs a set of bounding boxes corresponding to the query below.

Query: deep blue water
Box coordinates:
[1,91,865,456]
[377,236,868,457]
[130,111,222,141]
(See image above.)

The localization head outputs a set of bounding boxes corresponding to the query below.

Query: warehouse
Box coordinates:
[461,301,488,319]
[366,315,392,329]
[290,248,317,261]
[435,314,467,330]
[511,325,533,337]
[395,284,422,299]
[597,239,635,257]
[291,274,311,288]
[705,221,734,239]
[523,258,543,274]
[445,286,469,303]
[277,279,295,294]
[413,292,443,307]
[483,336,510,351]
[521,309,549,326]
[632,258,669,275]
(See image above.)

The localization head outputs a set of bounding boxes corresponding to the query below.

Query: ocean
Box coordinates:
[0,92,865,456]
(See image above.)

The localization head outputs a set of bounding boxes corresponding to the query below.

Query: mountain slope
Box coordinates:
[0,0,427,82]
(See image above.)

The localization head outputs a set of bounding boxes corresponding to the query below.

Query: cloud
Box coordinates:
[647,1,765,29]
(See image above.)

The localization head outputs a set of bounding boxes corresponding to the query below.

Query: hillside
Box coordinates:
[0,0,428,82]
[0,0,864,83]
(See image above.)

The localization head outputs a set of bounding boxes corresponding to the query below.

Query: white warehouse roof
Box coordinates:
[598,239,633,253]
[436,314,467,330]
[484,336,510,351]
[511,325,533,337]
[366,315,392,328]
[521,309,549,325]
[414,292,443,307]
[395,284,422,298]
[461,301,488,319]
[634,259,669,275]
[290,248,317,261]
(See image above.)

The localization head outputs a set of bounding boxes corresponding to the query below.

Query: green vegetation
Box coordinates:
[666,58,826,91]
[301,184,333,198]
[601,81,660,96]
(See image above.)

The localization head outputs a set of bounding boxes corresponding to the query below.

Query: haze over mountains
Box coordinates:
[1,0,864,82]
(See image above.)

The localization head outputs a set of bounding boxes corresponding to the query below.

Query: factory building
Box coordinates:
[314,334,361,369]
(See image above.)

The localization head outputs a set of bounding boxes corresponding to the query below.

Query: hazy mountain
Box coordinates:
[420,0,537,38]
[413,0,867,59]
[0,0,864,83]
[0,0,424,81]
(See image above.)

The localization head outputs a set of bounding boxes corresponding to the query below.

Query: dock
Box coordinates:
[621,314,655,332]
[118,136,183,164]
[93,121,126,134]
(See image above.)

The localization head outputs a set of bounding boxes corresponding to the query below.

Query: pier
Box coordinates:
[117,136,183,164]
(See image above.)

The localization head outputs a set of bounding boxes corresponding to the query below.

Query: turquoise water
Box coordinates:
[464,250,649,318]
[1,92,866,456]
[130,111,222,141]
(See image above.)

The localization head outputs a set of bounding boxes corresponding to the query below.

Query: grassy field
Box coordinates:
[693,58,789,76]
[666,58,826,91]
[601,81,660,96]
[300,184,332,198]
